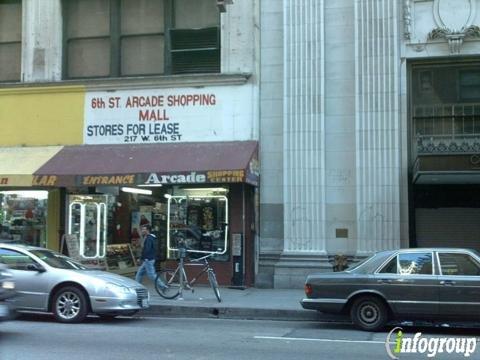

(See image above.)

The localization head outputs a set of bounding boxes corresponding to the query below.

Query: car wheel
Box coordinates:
[53,286,88,323]
[350,296,388,331]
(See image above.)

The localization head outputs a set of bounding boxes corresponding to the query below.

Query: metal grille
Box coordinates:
[413,103,480,155]
[135,288,148,306]
[170,27,220,74]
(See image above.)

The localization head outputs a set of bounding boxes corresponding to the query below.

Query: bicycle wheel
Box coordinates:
[155,269,181,299]
[207,270,221,303]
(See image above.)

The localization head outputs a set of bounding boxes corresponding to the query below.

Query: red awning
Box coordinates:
[34,141,259,187]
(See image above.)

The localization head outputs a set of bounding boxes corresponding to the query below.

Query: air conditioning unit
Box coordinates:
[169,27,220,74]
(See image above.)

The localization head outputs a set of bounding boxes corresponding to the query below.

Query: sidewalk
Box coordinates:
[140,284,480,328]
[140,281,348,322]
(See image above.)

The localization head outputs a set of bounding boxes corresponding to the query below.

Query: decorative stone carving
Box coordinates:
[428,25,480,53]
[416,135,480,154]
[413,43,426,52]
[428,0,479,53]
[433,0,476,30]
[404,0,412,40]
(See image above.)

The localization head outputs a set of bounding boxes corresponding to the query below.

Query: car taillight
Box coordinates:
[304,283,313,297]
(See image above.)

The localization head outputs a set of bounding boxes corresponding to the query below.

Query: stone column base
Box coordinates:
[255,252,282,288]
[273,253,332,289]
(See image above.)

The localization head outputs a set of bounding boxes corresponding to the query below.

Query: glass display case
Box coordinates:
[106,243,137,274]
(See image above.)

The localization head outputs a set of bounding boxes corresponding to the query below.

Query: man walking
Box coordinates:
[135,225,166,289]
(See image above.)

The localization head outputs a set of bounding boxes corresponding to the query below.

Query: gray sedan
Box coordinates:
[301,248,480,331]
[0,244,149,323]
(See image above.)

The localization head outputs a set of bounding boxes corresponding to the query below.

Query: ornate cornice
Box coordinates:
[428,25,480,54]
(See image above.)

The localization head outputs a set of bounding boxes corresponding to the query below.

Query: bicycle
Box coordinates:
[155,247,221,302]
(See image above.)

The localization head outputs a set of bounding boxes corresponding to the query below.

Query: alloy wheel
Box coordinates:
[56,291,81,320]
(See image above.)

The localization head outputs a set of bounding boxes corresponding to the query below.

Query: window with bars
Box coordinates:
[411,63,480,155]
[63,0,220,79]
[459,70,480,101]
[0,0,21,82]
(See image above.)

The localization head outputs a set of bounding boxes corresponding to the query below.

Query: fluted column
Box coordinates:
[355,0,402,255]
[283,0,326,254]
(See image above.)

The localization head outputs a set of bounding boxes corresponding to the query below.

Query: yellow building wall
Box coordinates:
[0,86,85,146]
[0,86,84,250]
[47,189,62,251]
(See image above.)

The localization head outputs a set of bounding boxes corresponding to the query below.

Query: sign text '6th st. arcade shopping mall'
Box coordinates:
[84,86,253,145]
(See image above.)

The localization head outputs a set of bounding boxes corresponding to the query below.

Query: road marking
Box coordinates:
[254,336,388,345]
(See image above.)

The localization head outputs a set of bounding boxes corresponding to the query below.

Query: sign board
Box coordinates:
[84,85,254,145]
[61,234,106,270]
[141,170,245,185]
[63,234,80,260]
[232,233,242,257]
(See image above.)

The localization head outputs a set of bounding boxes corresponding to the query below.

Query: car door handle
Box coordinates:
[440,280,456,286]
[377,279,393,284]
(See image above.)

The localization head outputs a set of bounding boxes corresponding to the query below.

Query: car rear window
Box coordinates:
[345,256,372,272]
[378,256,397,274]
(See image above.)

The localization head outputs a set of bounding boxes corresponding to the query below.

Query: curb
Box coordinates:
[141,304,350,322]
[139,304,480,329]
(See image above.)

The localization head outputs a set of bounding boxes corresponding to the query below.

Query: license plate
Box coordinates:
[0,304,9,317]
[141,299,149,308]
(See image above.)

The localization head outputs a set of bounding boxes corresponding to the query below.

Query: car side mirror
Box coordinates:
[27,263,46,273]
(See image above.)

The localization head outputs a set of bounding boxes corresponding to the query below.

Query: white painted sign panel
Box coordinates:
[84,85,253,144]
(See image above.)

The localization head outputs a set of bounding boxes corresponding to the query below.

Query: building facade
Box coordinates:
[2,0,480,289]
[258,0,480,288]
[0,0,260,287]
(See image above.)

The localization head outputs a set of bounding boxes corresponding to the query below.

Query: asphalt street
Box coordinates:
[1,314,479,360]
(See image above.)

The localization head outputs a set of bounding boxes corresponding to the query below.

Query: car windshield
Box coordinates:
[30,249,87,270]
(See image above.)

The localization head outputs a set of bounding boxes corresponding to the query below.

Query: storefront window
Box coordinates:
[61,185,230,273]
[0,190,48,247]
[166,187,229,261]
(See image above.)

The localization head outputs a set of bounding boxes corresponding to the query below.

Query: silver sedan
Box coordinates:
[0,244,149,323]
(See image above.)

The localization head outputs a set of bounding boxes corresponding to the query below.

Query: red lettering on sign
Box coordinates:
[167,94,216,107]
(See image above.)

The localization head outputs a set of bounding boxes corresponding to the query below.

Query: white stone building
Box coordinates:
[258,0,480,288]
